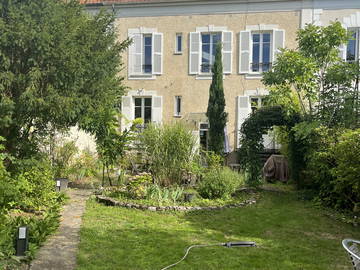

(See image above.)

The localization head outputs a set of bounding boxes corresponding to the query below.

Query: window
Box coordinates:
[199,123,209,150]
[201,32,221,73]
[251,33,271,72]
[134,97,152,124]
[250,97,268,113]
[143,35,152,73]
[189,28,232,75]
[174,96,182,116]
[175,33,182,54]
[239,28,284,74]
[346,28,359,62]
[128,29,163,77]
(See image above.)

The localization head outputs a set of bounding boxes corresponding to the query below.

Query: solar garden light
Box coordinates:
[16,226,29,257]
[56,179,61,192]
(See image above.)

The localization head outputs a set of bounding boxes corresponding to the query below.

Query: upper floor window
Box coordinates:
[175,33,182,54]
[239,28,285,75]
[128,28,163,78]
[189,27,233,76]
[346,28,359,62]
[252,32,271,72]
[201,32,221,73]
[143,35,152,74]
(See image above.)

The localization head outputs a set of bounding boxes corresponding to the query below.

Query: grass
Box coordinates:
[77,189,360,270]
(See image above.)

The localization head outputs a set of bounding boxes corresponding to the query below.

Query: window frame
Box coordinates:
[174,96,182,117]
[250,31,273,74]
[200,32,222,74]
[175,33,183,54]
[346,28,360,62]
[134,97,152,124]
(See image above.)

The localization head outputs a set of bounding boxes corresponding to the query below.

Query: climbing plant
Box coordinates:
[238,106,300,186]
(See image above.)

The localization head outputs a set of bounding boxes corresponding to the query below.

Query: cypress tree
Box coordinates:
[206,42,228,154]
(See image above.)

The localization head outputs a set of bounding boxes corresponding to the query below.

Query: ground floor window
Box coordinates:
[134,97,152,123]
[199,123,209,150]
[250,96,268,113]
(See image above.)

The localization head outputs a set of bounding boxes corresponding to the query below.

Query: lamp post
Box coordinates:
[16,226,29,256]
[56,179,61,192]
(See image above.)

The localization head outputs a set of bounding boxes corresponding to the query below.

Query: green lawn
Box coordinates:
[77,191,359,270]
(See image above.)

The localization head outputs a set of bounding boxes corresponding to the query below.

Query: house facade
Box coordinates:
[81,0,360,158]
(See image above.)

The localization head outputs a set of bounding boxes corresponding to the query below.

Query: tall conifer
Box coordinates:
[206,42,228,154]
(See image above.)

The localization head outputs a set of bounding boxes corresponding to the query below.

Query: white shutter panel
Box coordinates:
[189,32,200,74]
[129,33,142,75]
[222,31,233,74]
[272,29,285,63]
[192,130,200,151]
[152,96,163,124]
[121,96,134,131]
[236,96,251,148]
[152,33,163,74]
[338,44,346,60]
[239,31,251,74]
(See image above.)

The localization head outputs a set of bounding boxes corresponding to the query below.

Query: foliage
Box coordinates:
[145,184,184,204]
[303,127,360,212]
[197,167,244,199]
[263,22,359,127]
[95,110,142,186]
[127,173,153,199]
[238,106,299,186]
[52,140,78,178]
[139,122,199,186]
[205,151,224,169]
[206,42,228,154]
[70,148,99,182]
[0,0,130,158]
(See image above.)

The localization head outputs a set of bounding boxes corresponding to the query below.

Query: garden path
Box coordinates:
[28,189,92,270]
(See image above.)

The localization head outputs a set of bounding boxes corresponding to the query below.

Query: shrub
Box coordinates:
[139,122,199,186]
[127,173,153,199]
[303,127,360,213]
[197,167,244,199]
[145,184,184,204]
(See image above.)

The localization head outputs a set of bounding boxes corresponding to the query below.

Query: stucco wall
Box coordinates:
[115,11,300,150]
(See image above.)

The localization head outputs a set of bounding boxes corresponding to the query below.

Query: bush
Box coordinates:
[145,184,184,204]
[139,122,199,186]
[127,173,153,199]
[303,127,360,213]
[197,167,244,199]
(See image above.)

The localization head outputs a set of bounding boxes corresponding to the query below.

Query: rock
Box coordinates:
[148,207,157,211]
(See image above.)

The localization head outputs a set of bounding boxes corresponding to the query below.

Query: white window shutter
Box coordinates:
[189,32,200,74]
[236,96,251,148]
[239,31,251,74]
[128,33,142,76]
[152,96,163,124]
[152,33,163,74]
[121,96,134,131]
[338,44,346,60]
[222,31,233,74]
[272,29,285,63]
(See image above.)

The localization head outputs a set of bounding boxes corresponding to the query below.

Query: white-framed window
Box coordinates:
[128,28,163,78]
[346,28,360,62]
[175,33,182,54]
[251,32,272,72]
[199,123,209,150]
[200,32,221,73]
[239,27,285,74]
[121,93,163,131]
[174,96,182,117]
[189,27,233,75]
[250,96,268,113]
[134,97,152,123]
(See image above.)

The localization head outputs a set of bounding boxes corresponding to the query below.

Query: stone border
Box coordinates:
[96,195,257,212]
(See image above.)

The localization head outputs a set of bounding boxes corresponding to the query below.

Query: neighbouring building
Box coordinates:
[80,0,360,160]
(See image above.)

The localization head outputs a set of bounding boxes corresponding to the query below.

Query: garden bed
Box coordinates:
[95,194,257,212]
